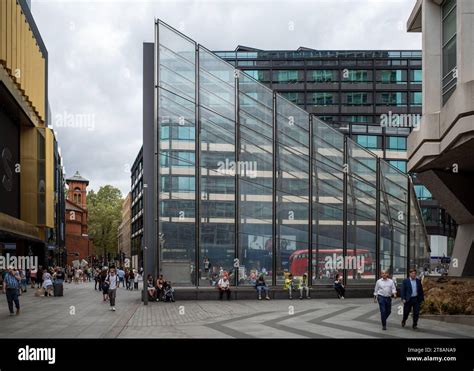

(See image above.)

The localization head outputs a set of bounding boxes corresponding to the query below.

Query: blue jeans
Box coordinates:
[6,288,20,313]
[377,295,392,327]
[257,286,269,296]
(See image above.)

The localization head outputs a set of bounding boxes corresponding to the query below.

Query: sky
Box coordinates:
[31,0,421,196]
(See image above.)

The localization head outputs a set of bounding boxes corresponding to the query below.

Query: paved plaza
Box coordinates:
[0,282,472,339]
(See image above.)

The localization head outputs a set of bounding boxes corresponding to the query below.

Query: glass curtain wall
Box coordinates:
[158,23,197,285]
[238,73,274,285]
[155,20,429,287]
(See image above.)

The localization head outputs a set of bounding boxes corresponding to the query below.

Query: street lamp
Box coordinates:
[143,183,148,306]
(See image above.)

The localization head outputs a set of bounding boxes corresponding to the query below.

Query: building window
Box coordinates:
[378,92,407,106]
[415,185,433,200]
[354,135,382,150]
[343,69,369,82]
[345,92,369,105]
[310,92,335,106]
[388,160,407,173]
[411,69,422,83]
[244,70,269,82]
[386,136,407,151]
[442,0,457,103]
[411,92,422,106]
[272,70,300,84]
[279,92,304,105]
[379,70,406,84]
[307,70,337,82]
[178,127,195,141]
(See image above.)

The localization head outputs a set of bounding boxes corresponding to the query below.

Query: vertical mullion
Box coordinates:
[342,136,348,286]
[154,20,160,277]
[195,44,200,288]
[234,70,240,287]
[272,93,277,287]
[308,115,313,285]
[406,177,411,275]
[375,157,381,282]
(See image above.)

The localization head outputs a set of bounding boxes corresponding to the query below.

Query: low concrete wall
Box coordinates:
[168,286,375,300]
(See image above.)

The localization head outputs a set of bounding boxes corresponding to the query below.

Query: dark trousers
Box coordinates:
[108,289,117,307]
[335,286,345,297]
[403,296,421,326]
[6,288,20,313]
[377,295,392,327]
[219,288,231,300]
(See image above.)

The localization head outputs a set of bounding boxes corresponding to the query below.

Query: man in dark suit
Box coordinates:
[401,268,424,329]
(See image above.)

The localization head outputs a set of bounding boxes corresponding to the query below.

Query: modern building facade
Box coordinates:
[130,147,143,270]
[118,192,132,263]
[0,0,65,267]
[140,20,430,288]
[215,45,456,261]
[65,171,92,265]
[407,0,474,276]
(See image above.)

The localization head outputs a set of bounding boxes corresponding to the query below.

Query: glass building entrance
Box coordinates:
[146,20,430,287]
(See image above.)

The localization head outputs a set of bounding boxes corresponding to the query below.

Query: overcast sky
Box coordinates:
[31,0,420,196]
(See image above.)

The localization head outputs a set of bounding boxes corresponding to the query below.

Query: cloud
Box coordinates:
[31,0,420,196]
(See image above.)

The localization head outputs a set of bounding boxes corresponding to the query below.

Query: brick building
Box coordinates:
[65,171,92,265]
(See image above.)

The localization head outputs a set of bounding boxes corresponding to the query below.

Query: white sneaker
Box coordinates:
[112,307,116,311]
[341,296,345,299]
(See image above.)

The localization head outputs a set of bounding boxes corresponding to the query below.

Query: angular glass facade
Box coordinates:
[152,20,430,287]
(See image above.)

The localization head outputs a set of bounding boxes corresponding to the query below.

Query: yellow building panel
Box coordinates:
[10,0,16,75]
[45,128,54,228]
[5,0,12,71]
[20,126,38,226]
[0,0,6,63]
[16,4,21,83]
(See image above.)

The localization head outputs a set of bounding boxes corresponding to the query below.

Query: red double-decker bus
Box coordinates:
[288,248,373,276]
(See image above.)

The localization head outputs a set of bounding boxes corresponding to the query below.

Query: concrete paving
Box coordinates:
[0,282,472,339]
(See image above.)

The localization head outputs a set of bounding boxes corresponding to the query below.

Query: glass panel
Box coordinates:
[238,74,274,285]
[198,47,236,286]
[313,121,344,284]
[158,23,196,286]
[347,141,377,284]
[276,96,309,285]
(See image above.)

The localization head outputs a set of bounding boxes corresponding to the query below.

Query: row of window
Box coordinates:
[279,91,422,107]
[215,51,422,60]
[233,59,422,68]
[245,69,422,84]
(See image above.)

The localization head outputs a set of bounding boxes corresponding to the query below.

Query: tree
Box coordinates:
[87,185,123,262]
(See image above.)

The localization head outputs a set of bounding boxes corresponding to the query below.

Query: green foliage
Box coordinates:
[87,185,123,258]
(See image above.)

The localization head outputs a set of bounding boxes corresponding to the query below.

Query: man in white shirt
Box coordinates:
[105,267,119,311]
[217,274,231,300]
[373,270,397,330]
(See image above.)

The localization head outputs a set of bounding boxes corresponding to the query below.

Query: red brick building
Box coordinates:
[65,171,92,265]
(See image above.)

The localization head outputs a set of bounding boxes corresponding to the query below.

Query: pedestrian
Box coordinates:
[42,270,53,297]
[284,273,297,299]
[30,269,37,289]
[105,266,119,311]
[373,270,397,330]
[101,268,109,301]
[155,274,164,298]
[299,273,310,299]
[128,269,135,290]
[133,269,139,290]
[146,274,157,300]
[217,273,231,300]
[255,274,270,300]
[36,266,43,288]
[3,266,21,316]
[117,267,125,288]
[334,273,345,299]
[401,268,424,330]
